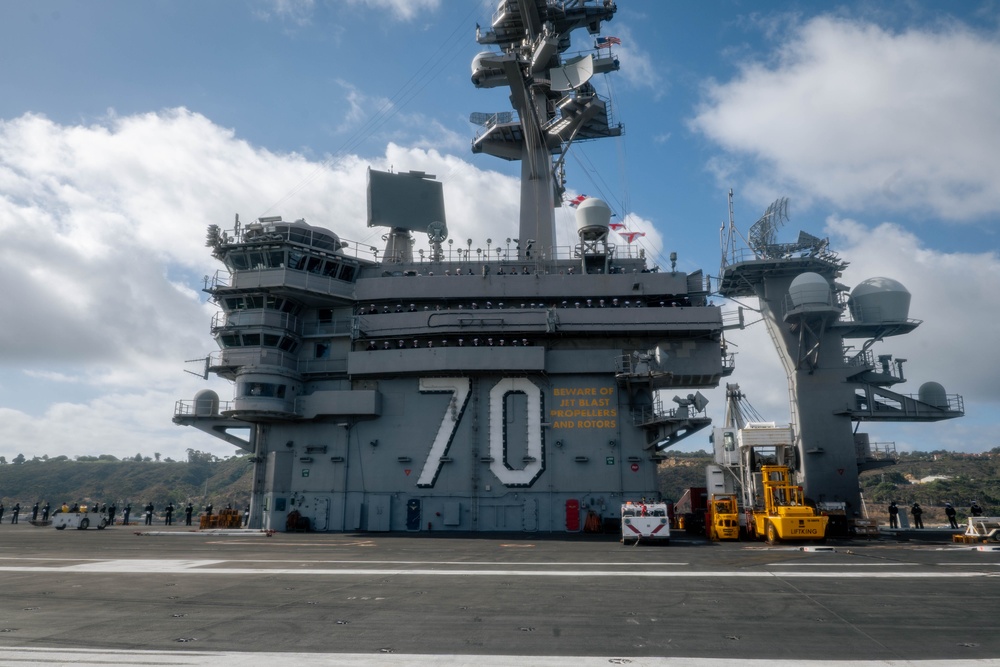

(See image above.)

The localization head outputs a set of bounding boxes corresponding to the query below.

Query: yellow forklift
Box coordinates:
[747,465,828,544]
[707,494,740,540]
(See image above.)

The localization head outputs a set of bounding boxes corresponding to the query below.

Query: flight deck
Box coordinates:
[0,524,997,666]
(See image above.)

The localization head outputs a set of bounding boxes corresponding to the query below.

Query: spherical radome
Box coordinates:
[788,272,831,307]
[850,277,911,323]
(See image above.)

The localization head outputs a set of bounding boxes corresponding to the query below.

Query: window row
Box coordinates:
[223,248,357,282]
[240,382,288,399]
[218,332,299,352]
[222,294,301,314]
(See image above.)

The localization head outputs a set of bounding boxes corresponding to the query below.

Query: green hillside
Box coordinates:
[0,450,252,515]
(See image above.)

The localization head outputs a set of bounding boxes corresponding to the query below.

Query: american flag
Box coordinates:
[596,36,622,49]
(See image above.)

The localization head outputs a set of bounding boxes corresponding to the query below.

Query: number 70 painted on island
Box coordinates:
[417,377,544,489]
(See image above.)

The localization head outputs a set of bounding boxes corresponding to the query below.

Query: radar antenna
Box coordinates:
[748,197,789,257]
[427,220,448,261]
[469,111,513,126]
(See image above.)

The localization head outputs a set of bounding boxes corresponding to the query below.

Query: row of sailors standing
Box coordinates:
[361,297,692,315]
[365,338,533,350]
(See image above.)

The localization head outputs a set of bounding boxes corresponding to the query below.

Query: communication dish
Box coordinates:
[550,55,594,92]
[427,221,448,243]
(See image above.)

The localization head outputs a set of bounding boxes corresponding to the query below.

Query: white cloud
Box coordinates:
[346,0,442,23]
[689,16,1000,221]
[323,79,468,158]
[255,0,316,26]
[609,25,661,93]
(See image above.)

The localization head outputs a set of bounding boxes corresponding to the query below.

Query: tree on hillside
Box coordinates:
[133,453,143,462]
[187,449,218,464]
[13,453,25,465]
[0,456,6,464]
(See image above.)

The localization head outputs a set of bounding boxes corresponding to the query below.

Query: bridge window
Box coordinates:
[322,259,341,277]
[242,382,287,399]
[229,253,249,270]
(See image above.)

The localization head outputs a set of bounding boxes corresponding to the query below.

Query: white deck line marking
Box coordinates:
[0,561,995,577]
[68,559,225,572]
[764,562,917,566]
[938,562,1000,565]
[0,647,998,667]
[0,557,694,566]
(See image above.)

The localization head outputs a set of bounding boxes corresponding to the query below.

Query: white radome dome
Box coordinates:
[788,272,831,307]
[850,277,911,323]
[575,197,612,235]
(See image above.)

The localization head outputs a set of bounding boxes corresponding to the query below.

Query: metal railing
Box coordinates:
[845,348,875,369]
[630,394,708,427]
[301,318,353,337]
[211,310,300,333]
[174,399,235,418]
[297,358,348,375]
[857,390,965,416]
[209,349,299,372]
[213,222,380,264]
[206,348,353,377]
[720,244,843,270]
[863,441,898,461]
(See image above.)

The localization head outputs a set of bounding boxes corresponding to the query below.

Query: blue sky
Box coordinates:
[1,0,998,462]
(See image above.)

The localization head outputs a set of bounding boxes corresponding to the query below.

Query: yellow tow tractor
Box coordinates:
[707,494,740,541]
[748,465,828,544]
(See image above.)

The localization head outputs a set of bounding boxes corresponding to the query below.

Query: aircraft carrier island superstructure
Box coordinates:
[174,0,731,533]
[715,197,964,516]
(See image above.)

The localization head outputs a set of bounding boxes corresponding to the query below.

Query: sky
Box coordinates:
[1,0,998,463]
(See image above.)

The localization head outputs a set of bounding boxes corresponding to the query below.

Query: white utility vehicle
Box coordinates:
[621,501,670,545]
[52,509,108,530]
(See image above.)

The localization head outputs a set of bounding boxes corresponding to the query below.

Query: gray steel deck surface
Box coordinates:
[0,524,997,665]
